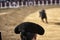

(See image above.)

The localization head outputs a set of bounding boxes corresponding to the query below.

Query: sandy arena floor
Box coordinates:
[0,5,60,40]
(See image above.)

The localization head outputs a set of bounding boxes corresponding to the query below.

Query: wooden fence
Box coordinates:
[0,0,60,8]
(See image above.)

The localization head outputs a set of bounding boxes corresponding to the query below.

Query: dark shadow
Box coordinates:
[48,21,60,25]
[54,22,60,25]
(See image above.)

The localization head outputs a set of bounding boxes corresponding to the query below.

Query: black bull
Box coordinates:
[14,22,45,40]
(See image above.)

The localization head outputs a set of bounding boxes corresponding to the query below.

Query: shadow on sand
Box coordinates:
[48,22,60,25]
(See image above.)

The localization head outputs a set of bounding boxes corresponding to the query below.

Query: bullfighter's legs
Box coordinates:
[41,18,44,22]
[45,17,48,23]
[41,17,48,23]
